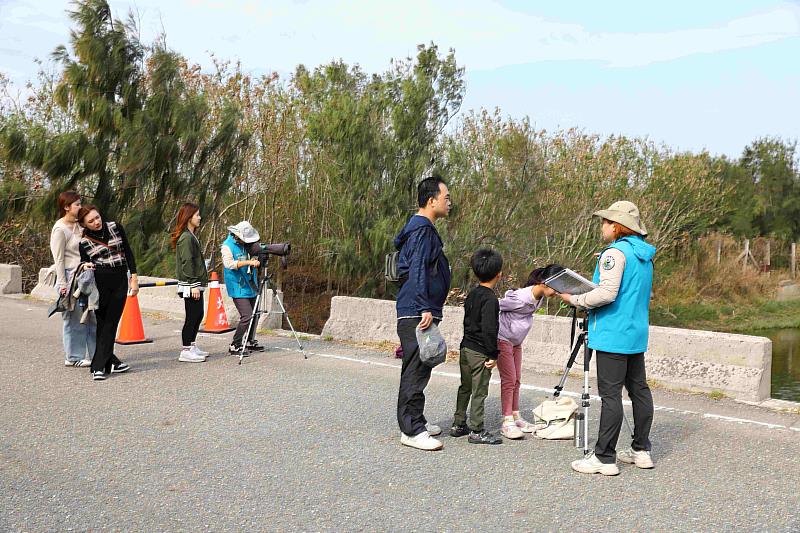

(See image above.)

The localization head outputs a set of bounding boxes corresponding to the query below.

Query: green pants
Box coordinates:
[453,347,494,432]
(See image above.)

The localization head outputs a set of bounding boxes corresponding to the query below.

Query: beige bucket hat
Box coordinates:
[227,221,260,244]
[593,200,648,236]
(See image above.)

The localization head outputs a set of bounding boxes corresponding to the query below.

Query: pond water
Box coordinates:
[753,328,800,402]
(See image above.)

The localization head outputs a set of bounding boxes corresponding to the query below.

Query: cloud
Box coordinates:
[178,0,800,72]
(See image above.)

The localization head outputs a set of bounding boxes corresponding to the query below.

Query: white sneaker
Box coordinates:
[400,431,443,451]
[178,349,206,363]
[425,423,442,436]
[618,448,654,469]
[571,453,620,476]
[190,344,209,357]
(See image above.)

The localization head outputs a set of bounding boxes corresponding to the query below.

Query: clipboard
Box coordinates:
[544,268,598,295]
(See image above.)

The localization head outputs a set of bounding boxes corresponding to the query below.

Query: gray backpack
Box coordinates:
[384,251,400,283]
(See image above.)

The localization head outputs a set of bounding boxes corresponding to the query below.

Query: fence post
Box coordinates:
[792,242,797,279]
[716,239,722,265]
[742,239,750,273]
[765,240,771,274]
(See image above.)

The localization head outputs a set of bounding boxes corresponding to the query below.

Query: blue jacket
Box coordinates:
[222,235,258,299]
[588,235,657,354]
[394,215,451,320]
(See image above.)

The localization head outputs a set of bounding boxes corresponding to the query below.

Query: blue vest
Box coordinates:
[587,236,655,354]
[222,235,258,299]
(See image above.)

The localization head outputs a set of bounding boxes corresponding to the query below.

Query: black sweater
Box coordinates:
[460,285,500,359]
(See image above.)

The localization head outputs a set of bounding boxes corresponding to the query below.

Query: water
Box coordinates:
[756,328,800,402]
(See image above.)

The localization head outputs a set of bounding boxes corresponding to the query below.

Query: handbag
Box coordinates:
[532,396,579,440]
[47,292,68,317]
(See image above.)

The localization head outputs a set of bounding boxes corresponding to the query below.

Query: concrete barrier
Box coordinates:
[321,296,773,402]
[30,267,58,301]
[30,267,284,330]
[0,264,22,294]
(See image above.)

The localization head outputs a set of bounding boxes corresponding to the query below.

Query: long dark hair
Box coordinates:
[525,264,564,287]
[171,202,199,249]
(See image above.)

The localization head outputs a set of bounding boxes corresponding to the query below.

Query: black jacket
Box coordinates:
[460,285,500,359]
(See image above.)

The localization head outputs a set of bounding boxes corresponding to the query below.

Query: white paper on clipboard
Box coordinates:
[544,268,598,295]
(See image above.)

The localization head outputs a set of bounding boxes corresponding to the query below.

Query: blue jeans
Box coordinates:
[61,268,96,362]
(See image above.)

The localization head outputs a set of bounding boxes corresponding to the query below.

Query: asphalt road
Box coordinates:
[1,296,798,532]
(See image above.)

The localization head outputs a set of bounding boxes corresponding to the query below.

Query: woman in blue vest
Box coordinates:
[221,221,266,355]
[559,201,657,476]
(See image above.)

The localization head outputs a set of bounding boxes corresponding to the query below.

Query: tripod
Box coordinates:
[550,307,633,455]
[236,263,307,364]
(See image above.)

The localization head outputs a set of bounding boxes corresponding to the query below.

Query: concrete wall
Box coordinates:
[321,296,773,402]
[29,267,283,330]
[0,264,22,294]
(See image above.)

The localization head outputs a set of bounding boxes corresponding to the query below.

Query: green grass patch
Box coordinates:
[651,298,800,333]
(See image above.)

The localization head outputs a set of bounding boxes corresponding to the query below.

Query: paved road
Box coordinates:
[1,296,798,532]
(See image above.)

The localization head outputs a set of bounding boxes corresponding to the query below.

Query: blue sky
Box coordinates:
[1,0,798,157]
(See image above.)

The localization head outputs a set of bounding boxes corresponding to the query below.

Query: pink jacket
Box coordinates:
[498,286,544,346]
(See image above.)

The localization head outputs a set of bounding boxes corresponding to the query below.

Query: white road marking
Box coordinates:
[270,345,800,434]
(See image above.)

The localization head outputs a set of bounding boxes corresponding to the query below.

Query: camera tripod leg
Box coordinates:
[582,344,592,456]
[270,289,307,359]
[553,331,584,398]
[238,290,262,365]
[622,408,634,440]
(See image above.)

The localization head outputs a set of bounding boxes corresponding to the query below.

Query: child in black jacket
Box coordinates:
[451,248,503,445]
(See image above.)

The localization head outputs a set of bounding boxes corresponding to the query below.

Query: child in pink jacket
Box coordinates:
[497,264,562,439]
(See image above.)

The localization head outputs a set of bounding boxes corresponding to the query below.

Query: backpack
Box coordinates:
[384,251,401,283]
[385,231,443,284]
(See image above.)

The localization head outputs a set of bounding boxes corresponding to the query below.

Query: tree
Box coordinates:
[0,0,250,273]
[293,44,464,293]
[740,137,800,239]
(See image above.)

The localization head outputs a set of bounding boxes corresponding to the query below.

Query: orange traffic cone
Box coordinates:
[200,271,235,333]
[115,293,153,345]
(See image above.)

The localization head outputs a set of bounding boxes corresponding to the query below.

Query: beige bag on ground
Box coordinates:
[532,396,579,440]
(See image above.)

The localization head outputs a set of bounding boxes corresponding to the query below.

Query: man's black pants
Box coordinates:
[397,318,439,437]
[594,351,654,464]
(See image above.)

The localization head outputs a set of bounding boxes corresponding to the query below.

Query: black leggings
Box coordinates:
[91,268,126,373]
[182,294,205,346]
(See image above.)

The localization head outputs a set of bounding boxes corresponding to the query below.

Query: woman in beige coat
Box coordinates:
[50,190,96,367]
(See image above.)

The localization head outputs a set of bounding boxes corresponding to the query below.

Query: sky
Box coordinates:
[1,0,799,157]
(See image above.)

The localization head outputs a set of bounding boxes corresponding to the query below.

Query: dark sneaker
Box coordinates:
[246,340,265,352]
[110,362,130,374]
[468,430,502,445]
[92,371,107,381]
[228,344,250,357]
[450,424,470,438]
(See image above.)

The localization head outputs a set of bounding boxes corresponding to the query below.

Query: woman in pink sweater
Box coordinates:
[497,264,562,439]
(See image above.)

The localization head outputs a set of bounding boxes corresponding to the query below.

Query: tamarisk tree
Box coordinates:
[0,0,250,272]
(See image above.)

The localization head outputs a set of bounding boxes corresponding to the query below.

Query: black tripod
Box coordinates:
[236,264,307,364]
[550,307,633,455]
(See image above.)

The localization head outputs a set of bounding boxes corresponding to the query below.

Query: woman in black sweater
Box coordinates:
[78,205,139,381]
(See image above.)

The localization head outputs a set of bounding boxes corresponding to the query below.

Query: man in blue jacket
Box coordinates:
[394,175,452,451]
